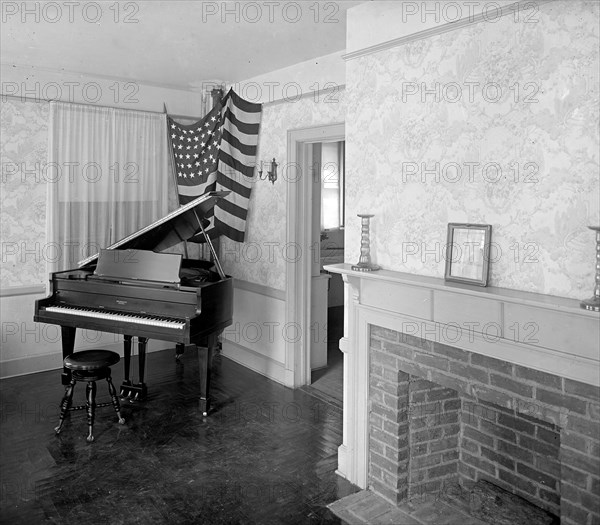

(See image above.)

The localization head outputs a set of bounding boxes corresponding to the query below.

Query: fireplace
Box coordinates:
[324,264,600,525]
[369,327,567,518]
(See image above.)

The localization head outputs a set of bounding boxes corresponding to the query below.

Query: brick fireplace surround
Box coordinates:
[324,264,600,525]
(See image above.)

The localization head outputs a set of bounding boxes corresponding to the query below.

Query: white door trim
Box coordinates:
[285,123,345,387]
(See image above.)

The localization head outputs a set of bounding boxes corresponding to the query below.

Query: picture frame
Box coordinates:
[444,223,492,287]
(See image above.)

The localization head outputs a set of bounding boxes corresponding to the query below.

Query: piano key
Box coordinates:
[43,306,185,330]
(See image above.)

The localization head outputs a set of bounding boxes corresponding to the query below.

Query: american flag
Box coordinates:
[167,89,262,242]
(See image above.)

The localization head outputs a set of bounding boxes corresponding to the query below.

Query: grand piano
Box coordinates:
[34,191,233,416]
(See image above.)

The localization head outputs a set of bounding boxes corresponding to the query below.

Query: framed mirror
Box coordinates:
[444,223,492,286]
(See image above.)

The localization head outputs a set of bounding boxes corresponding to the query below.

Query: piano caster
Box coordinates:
[200,399,210,417]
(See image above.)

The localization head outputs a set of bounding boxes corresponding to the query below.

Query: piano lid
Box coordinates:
[78,191,230,268]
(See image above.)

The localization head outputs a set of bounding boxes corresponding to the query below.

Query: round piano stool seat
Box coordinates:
[54,349,125,443]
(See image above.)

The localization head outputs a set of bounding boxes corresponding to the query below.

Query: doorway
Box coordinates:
[284,122,345,392]
[309,140,345,405]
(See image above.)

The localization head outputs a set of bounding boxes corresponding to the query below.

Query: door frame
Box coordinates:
[285,122,345,387]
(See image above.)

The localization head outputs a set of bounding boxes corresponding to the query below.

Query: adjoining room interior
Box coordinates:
[308,140,345,408]
[1,1,599,524]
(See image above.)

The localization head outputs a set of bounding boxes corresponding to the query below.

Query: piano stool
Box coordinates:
[54,349,126,442]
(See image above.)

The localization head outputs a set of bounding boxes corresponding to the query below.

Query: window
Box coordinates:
[320,140,345,230]
[47,102,170,273]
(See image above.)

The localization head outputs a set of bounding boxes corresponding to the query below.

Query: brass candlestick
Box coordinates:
[352,214,380,272]
[581,226,600,312]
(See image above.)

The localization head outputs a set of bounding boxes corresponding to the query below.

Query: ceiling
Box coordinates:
[1,1,363,90]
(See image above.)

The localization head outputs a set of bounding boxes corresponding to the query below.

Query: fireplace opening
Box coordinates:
[370,373,561,523]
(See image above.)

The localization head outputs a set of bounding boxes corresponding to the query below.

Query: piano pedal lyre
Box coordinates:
[175,343,185,362]
[119,382,147,402]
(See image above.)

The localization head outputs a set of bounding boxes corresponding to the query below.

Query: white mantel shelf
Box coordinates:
[324,264,599,317]
[324,263,600,386]
[324,263,600,489]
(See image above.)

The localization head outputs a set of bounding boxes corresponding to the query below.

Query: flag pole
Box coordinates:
[164,103,189,259]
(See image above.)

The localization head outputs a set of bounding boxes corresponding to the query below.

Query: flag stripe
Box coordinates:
[217,198,248,222]
[224,89,262,113]
[221,129,258,158]
[218,147,256,179]
[213,216,245,242]
[223,108,261,136]
[216,165,252,198]
[178,178,216,196]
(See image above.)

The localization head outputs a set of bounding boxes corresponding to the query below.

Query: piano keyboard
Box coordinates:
[44,306,185,330]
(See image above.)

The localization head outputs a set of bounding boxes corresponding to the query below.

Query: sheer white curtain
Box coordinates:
[47,102,170,273]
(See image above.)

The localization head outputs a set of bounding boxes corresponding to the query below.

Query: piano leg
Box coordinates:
[120,335,133,398]
[60,326,76,385]
[198,332,217,417]
[137,337,148,401]
[175,343,185,361]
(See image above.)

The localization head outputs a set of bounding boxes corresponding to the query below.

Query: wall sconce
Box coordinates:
[258,158,278,184]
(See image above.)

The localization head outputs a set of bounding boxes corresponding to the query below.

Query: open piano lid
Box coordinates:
[78,191,230,268]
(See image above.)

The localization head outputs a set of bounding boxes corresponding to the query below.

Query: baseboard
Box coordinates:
[221,339,287,387]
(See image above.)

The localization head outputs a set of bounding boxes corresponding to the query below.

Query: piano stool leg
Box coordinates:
[106,375,126,425]
[54,378,76,434]
[85,381,97,443]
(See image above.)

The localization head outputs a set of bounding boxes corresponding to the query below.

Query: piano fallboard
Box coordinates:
[44,269,202,317]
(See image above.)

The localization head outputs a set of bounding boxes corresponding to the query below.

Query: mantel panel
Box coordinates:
[504,303,599,361]
[361,280,432,320]
[434,291,502,329]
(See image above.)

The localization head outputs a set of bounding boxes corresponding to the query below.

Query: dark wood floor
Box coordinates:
[0,346,358,524]
[308,306,344,409]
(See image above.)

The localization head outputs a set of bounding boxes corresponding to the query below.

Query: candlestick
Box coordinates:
[581,226,600,312]
[352,214,380,272]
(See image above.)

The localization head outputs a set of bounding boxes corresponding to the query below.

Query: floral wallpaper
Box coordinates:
[1,98,49,288]
[220,91,347,291]
[345,0,599,299]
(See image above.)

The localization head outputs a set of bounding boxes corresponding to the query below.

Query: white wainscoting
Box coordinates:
[220,279,288,386]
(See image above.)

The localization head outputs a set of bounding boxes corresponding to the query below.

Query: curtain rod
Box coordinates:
[0,93,205,121]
